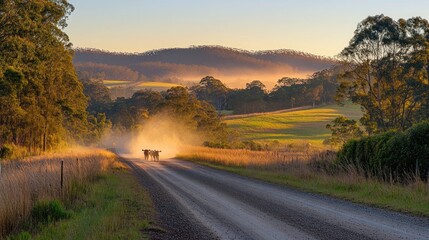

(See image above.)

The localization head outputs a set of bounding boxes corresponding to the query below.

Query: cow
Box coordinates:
[142,149,150,161]
[153,150,161,161]
[149,150,161,161]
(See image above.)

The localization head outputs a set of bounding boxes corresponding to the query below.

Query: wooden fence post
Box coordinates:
[416,159,419,179]
[61,160,64,189]
[76,158,80,179]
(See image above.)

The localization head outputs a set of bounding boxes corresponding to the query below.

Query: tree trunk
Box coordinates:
[43,123,48,152]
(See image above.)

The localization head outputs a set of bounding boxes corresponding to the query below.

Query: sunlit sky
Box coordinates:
[66,0,429,57]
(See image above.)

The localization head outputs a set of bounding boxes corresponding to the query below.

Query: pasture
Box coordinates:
[134,81,182,91]
[103,80,181,90]
[224,103,363,147]
[104,80,183,98]
[103,80,132,88]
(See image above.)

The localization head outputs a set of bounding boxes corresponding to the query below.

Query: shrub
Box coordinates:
[406,121,429,179]
[369,131,397,176]
[31,200,70,224]
[337,122,429,181]
[326,116,363,146]
[337,139,358,166]
[0,145,12,159]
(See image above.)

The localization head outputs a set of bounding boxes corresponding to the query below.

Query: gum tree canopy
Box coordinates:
[0,0,89,151]
[338,15,429,133]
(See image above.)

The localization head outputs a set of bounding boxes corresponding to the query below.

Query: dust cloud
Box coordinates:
[104,113,202,160]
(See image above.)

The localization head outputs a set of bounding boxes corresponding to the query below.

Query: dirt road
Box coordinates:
[124,158,429,240]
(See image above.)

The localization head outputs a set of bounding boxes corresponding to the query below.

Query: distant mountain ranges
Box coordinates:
[73,45,338,88]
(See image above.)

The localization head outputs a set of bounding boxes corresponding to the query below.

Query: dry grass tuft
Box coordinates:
[0,148,116,237]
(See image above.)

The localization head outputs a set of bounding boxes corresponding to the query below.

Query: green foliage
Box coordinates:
[7,231,31,240]
[86,113,112,144]
[190,76,230,111]
[31,200,70,224]
[337,122,429,181]
[0,144,12,159]
[0,1,93,151]
[81,78,112,114]
[378,122,429,180]
[240,140,265,151]
[0,143,35,160]
[98,86,229,145]
[339,15,429,132]
[326,116,363,146]
[188,67,340,115]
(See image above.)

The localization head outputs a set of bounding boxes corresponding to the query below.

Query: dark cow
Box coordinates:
[142,149,150,160]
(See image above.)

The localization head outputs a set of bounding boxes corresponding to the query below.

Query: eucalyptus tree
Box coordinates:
[0,0,90,151]
[338,15,429,133]
[190,76,230,111]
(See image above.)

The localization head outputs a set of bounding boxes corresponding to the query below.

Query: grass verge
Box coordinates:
[8,162,155,240]
[181,158,429,217]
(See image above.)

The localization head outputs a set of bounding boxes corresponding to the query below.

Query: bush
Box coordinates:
[337,122,429,181]
[0,145,12,159]
[369,131,397,176]
[406,122,429,179]
[0,144,35,160]
[337,139,358,166]
[241,140,264,151]
[31,200,70,224]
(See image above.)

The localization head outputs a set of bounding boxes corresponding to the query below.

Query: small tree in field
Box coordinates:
[326,116,363,146]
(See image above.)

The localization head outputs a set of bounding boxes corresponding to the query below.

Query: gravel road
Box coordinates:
[123,158,429,240]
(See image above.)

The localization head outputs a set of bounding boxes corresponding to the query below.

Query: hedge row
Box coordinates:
[337,122,429,181]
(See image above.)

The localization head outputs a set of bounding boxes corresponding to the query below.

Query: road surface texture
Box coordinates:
[123,158,429,240]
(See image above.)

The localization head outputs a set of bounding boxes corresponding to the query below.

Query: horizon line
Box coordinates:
[73,44,339,60]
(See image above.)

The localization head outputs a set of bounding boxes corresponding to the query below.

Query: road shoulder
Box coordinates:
[122,158,218,240]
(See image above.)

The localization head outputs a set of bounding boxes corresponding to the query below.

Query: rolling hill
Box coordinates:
[224,103,363,147]
[73,45,338,89]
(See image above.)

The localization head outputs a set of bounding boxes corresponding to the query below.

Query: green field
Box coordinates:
[103,80,182,91]
[134,81,182,91]
[225,103,363,146]
[103,80,132,88]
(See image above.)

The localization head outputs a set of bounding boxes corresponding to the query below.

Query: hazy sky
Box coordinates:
[66,0,429,57]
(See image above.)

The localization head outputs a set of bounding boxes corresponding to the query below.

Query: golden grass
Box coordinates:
[178,146,320,170]
[135,81,181,88]
[222,106,313,120]
[104,80,182,91]
[0,148,116,237]
[103,80,131,85]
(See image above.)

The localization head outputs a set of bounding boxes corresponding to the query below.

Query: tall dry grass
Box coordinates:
[0,148,116,237]
[178,146,362,183]
[177,146,427,195]
[178,146,331,170]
